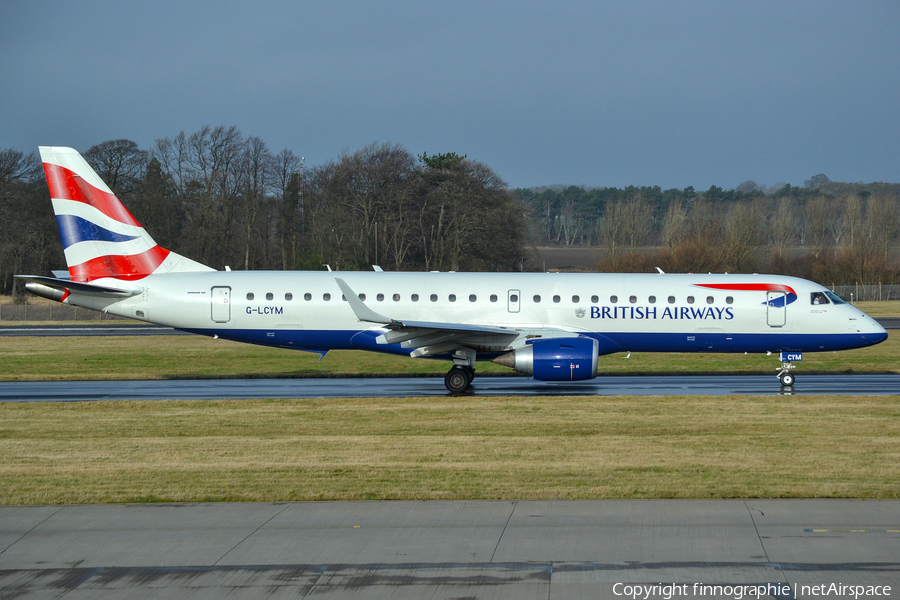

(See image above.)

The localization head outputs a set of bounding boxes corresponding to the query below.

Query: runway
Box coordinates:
[1,373,898,401]
[1,500,898,598]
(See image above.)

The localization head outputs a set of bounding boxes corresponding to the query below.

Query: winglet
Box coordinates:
[334,278,394,324]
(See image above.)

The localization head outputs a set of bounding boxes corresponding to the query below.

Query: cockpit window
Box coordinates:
[824,290,846,305]
[811,292,829,305]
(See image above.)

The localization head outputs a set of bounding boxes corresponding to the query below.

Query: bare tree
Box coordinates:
[842,195,864,249]
[236,136,274,270]
[621,192,652,254]
[865,196,900,259]
[599,200,626,268]
[661,200,689,249]
[272,149,303,269]
[770,198,797,259]
[722,200,766,272]
[83,139,148,197]
[804,196,833,258]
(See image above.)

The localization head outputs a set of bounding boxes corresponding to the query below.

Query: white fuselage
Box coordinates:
[67,271,887,358]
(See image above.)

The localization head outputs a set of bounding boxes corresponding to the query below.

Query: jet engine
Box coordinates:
[493,337,599,381]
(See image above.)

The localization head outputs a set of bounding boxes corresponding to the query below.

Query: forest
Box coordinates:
[1,125,898,296]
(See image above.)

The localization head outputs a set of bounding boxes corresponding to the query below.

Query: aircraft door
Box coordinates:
[766,291,786,327]
[508,289,520,313]
[211,286,231,323]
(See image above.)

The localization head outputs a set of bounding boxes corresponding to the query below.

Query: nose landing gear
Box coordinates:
[776,356,798,387]
[774,352,801,388]
[777,368,795,387]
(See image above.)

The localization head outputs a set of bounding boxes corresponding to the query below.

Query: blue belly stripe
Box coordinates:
[177,328,887,358]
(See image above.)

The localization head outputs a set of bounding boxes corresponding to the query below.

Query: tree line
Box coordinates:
[514,181,900,285]
[0,128,528,295]
[1,126,899,296]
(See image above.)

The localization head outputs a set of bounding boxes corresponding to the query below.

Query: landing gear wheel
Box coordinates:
[445,365,473,394]
[779,372,795,387]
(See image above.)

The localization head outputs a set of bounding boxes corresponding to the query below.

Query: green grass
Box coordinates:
[1,395,898,504]
[0,300,896,504]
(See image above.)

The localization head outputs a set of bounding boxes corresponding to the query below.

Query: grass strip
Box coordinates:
[1,394,898,504]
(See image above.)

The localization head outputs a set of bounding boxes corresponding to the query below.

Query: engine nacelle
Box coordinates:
[493,337,599,381]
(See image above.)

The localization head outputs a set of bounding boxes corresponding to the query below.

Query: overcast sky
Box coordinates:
[2,1,898,190]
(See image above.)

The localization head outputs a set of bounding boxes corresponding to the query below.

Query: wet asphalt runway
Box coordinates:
[1,373,898,401]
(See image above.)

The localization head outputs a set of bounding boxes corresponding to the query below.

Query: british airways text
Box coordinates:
[591,306,734,320]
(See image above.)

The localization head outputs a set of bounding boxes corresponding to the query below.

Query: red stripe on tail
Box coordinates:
[68,246,170,282]
[43,162,141,227]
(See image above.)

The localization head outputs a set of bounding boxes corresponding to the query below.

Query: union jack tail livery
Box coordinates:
[39,146,212,283]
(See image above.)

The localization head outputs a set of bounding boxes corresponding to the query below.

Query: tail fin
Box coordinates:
[39,146,213,282]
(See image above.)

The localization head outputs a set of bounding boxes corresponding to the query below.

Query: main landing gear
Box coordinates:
[445,365,475,394]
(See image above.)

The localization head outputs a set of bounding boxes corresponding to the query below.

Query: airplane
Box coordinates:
[18,146,888,393]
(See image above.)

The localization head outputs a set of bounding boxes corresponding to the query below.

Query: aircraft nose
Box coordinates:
[863,317,889,344]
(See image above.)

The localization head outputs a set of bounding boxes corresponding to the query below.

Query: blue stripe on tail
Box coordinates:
[56,214,139,249]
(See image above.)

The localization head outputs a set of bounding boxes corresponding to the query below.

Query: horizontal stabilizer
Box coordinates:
[15,275,138,297]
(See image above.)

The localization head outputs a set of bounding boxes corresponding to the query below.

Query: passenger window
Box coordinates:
[266,292,274,301]
[393,293,400,301]
[572,295,580,303]
[490,294,498,302]
[359,293,366,301]
[553,295,560,303]
[430,294,438,302]
[648,296,656,304]
[412,294,419,302]
[610,295,618,303]
[706,296,714,304]
[811,292,830,305]
[323,293,331,301]
[533,295,541,303]
[449,294,457,302]
[377,293,384,301]
[668,296,675,304]
[246,292,254,300]
[469,294,477,302]
[510,294,519,302]
[726,296,733,304]
[687,296,695,304]
[591,295,599,303]
[285,293,293,301]
[629,295,637,304]
[304,293,312,301]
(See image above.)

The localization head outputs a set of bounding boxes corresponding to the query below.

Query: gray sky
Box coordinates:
[2,1,898,190]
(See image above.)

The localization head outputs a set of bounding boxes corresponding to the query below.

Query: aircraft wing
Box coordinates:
[335,277,574,358]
